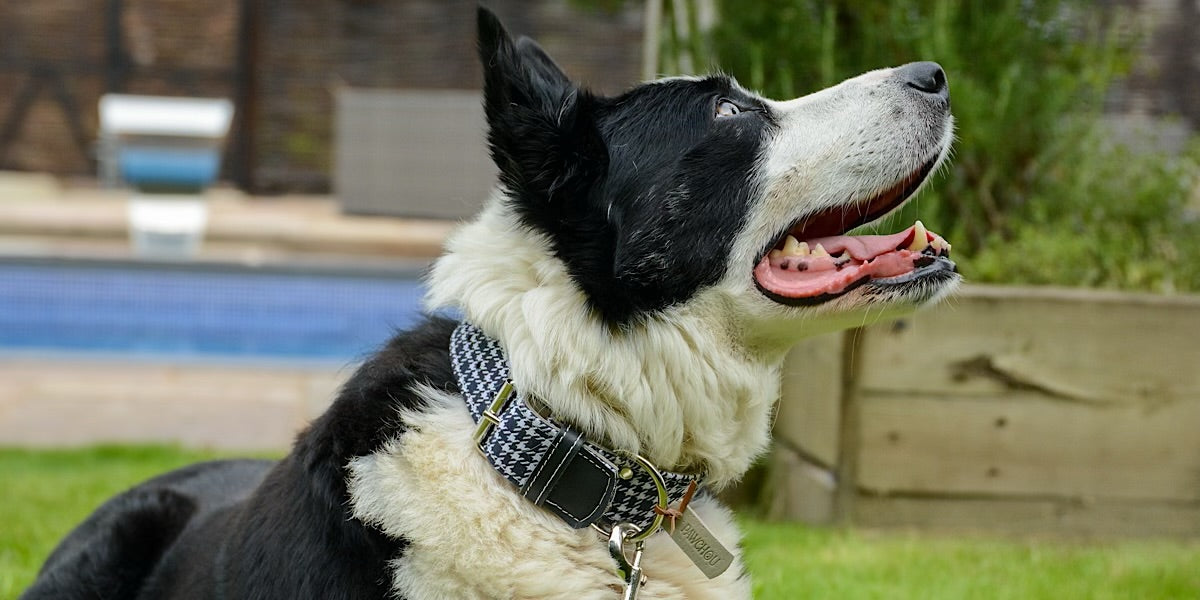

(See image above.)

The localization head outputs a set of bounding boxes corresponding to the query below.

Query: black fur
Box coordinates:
[22,317,459,599]
[478,9,776,324]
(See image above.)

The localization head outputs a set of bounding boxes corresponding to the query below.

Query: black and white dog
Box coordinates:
[24,8,956,599]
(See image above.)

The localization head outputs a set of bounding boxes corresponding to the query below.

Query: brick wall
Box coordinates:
[252,0,644,192]
[0,0,643,193]
[0,1,109,173]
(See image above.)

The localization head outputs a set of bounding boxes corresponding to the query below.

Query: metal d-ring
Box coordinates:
[620,452,670,542]
[589,452,671,542]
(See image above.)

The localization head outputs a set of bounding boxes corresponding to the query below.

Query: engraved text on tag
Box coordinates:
[667,508,733,578]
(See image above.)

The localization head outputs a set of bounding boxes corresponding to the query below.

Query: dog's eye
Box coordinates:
[715,99,740,117]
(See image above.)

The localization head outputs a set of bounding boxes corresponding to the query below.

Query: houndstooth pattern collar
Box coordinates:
[450,321,697,533]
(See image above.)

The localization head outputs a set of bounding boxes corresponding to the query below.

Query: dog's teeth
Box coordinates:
[783,236,800,255]
[908,221,930,251]
[784,236,811,256]
[929,235,952,256]
[834,251,852,269]
[812,243,831,258]
[769,249,783,260]
[929,236,946,254]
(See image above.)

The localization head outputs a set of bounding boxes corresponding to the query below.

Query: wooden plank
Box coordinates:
[774,331,844,467]
[854,494,1200,538]
[833,328,865,523]
[857,285,1200,405]
[763,444,837,525]
[856,392,1200,501]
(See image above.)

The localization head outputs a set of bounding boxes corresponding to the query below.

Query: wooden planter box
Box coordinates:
[765,284,1200,537]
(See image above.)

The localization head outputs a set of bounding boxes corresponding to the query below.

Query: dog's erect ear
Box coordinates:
[477,6,606,204]
[477,7,573,126]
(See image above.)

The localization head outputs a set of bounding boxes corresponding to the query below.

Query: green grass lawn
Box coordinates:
[3,446,1198,599]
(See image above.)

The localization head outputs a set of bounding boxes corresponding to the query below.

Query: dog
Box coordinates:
[22,7,956,599]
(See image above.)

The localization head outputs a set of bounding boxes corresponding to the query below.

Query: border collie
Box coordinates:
[23,7,956,599]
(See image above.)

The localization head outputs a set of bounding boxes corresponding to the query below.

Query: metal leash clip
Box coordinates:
[608,523,646,600]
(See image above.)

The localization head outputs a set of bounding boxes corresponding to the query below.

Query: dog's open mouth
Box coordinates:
[753,159,956,306]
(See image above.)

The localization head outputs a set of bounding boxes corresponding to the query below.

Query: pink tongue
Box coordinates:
[754,250,920,298]
[754,225,932,299]
[804,229,915,261]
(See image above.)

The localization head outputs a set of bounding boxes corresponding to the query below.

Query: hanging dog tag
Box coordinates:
[668,507,733,578]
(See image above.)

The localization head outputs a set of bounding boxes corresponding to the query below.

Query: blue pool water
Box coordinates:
[0,259,431,361]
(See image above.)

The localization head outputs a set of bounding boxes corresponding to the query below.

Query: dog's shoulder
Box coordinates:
[306,314,460,463]
[162,316,459,599]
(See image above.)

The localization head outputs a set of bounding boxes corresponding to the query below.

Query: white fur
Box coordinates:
[728,68,957,342]
[743,69,955,261]
[756,67,954,235]
[347,387,751,599]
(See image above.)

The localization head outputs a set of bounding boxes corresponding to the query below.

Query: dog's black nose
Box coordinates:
[897,61,948,101]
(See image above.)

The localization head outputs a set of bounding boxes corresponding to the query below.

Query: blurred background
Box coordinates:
[1,0,1199,597]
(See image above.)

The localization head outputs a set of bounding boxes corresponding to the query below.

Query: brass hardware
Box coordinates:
[591,452,670,542]
[623,453,669,542]
[617,466,634,480]
[471,381,515,448]
[608,523,646,600]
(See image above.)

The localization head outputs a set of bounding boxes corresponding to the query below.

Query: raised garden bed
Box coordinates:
[765,284,1200,537]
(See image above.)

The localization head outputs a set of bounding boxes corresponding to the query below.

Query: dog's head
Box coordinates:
[451,8,957,349]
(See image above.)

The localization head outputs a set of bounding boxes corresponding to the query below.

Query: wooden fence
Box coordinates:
[765,284,1200,537]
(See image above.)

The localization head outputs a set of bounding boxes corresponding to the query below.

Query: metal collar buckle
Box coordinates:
[471,380,515,450]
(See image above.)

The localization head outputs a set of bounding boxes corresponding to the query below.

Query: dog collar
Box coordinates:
[450,322,697,536]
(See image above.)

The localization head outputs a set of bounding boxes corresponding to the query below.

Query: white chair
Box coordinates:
[98,94,234,259]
